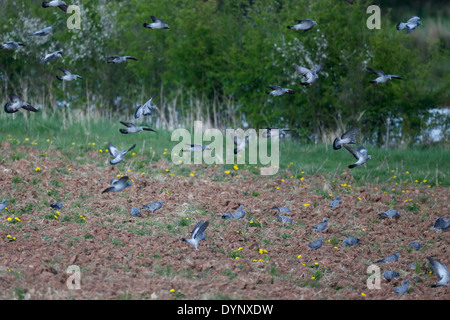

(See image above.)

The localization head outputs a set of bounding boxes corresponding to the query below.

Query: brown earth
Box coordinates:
[0,144,449,300]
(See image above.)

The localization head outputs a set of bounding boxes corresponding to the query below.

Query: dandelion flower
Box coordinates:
[35,167,41,172]
[304,203,310,207]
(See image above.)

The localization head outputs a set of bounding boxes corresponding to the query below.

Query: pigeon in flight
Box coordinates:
[233,132,256,154]
[271,206,292,214]
[393,279,410,295]
[41,50,63,63]
[42,0,68,12]
[50,202,63,210]
[383,271,400,282]
[182,220,209,250]
[343,237,360,247]
[379,209,402,219]
[4,94,38,114]
[274,215,294,225]
[375,253,400,264]
[1,41,25,50]
[221,205,246,220]
[0,199,6,212]
[130,207,141,217]
[56,68,83,82]
[366,67,402,84]
[429,216,450,231]
[343,145,371,169]
[426,257,450,287]
[107,142,136,165]
[142,201,164,213]
[182,144,212,153]
[333,128,360,150]
[409,241,422,251]
[262,128,293,139]
[119,121,156,134]
[102,176,132,194]
[134,95,158,119]
[329,196,341,209]
[107,55,138,64]
[312,218,329,232]
[396,16,422,34]
[265,86,295,96]
[308,237,323,250]
[29,25,55,37]
[293,63,322,86]
[287,19,317,31]
[143,16,170,29]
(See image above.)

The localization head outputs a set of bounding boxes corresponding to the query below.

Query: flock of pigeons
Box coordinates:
[1,1,448,293]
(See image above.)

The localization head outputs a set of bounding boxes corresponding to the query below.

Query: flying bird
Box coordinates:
[426,257,450,287]
[134,95,158,119]
[119,121,156,134]
[107,142,136,165]
[41,50,63,63]
[343,237,360,247]
[375,253,400,264]
[262,128,293,139]
[107,55,138,64]
[308,237,323,250]
[379,209,402,219]
[56,68,83,82]
[396,16,422,34]
[311,218,329,232]
[343,145,371,169]
[4,94,38,114]
[274,215,294,225]
[101,176,132,194]
[293,63,322,86]
[429,216,450,231]
[329,196,341,209]
[182,144,212,153]
[366,67,402,84]
[271,206,292,214]
[265,86,295,96]
[29,25,55,37]
[393,279,410,295]
[42,0,68,12]
[221,205,246,220]
[287,19,317,31]
[143,16,170,29]
[333,127,360,150]
[142,201,164,213]
[233,131,256,154]
[182,220,209,250]
[1,41,25,50]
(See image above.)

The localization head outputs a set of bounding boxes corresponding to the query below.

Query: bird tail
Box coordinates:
[234,148,238,154]
[369,80,377,84]
[56,76,63,81]
[22,104,38,112]
[348,164,357,169]
[143,23,150,28]
[42,1,49,8]
[265,91,272,95]
[143,127,156,132]
[333,138,341,150]
[119,129,129,134]
[396,22,406,30]
[221,213,232,220]
[287,26,293,29]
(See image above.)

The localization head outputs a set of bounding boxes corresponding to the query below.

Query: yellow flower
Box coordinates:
[233,164,239,170]
[303,203,310,207]
[405,171,409,174]
[7,217,12,221]
[68,168,72,171]
[99,149,103,153]
[423,179,427,183]
[235,257,239,260]
[14,217,20,222]
[170,289,175,293]
[361,292,366,297]
[6,235,11,238]
[25,138,29,141]
[311,276,315,280]
[358,197,362,200]
[300,177,304,181]
[35,167,41,172]
[190,173,194,177]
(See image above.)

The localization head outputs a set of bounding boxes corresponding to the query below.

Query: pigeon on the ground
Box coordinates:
[393,279,410,295]
[262,128,293,139]
[130,207,141,217]
[101,176,132,194]
[343,237,360,247]
[50,202,63,210]
[134,95,158,119]
[1,41,25,50]
[308,237,323,250]
[343,145,371,169]
[329,196,341,209]
[0,199,6,212]
[426,257,450,287]
[182,220,209,250]
[293,63,322,86]
[56,68,83,82]
[311,218,329,232]
[379,209,402,219]
[429,216,450,231]
[4,94,38,114]
[409,241,422,251]
[271,206,292,214]
[275,215,294,225]
[42,0,68,12]
[143,16,170,29]
[333,128,360,150]
[107,55,138,64]
[41,50,63,63]
[265,85,295,96]
[142,201,164,213]
[375,253,400,264]
[366,67,402,84]
[29,25,55,37]
[383,271,400,282]
[221,205,246,220]
[287,19,317,31]
[107,142,136,165]
[396,16,422,34]
[119,121,156,134]
[182,144,212,153]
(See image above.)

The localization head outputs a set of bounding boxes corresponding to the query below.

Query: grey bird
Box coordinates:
[375,253,400,264]
[265,85,295,96]
[379,209,402,219]
[409,241,422,251]
[130,207,141,217]
[182,220,209,250]
[383,271,400,282]
[29,25,56,37]
[329,196,341,209]
[271,206,292,214]
[50,202,63,210]
[426,257,450,287]
[287,19,317,31]
[293,63,322,86]
[119,121,156,134]
[343,145,371,169]
[142,201,164,213]
[56,68,83,82]
[308,237,323,250]
[393,279,410,295]
[429,216,450,231]
[134,95,158,119]
[101,176,132,194]
[1,41,25,50]
[262,128,293,139]
[42,0,68,12]
[333,127,360,150]
[41,50,63,63]
[107,55,138,64]
[143,16,170,29]
[107,142,136,165]
[4,94,38,114]
[0,199,6,212]
[221,205,246,220]
[233,132,256,154]
[182,144,212,153]
[275,215,294,225]
[396,16,422,34]
[366,67,402,84]
[311,218,329,232]
[343,237,360,247]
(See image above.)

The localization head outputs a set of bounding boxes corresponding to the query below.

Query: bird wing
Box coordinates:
[151,16,162,23]
[389,75,402,79]
[134,105,143,119]
[107,142,120,157]
[116,176,130,187]
[341,127,360,139]
[293,64,313,80]
[125,56,138,61]
[58,68,71,75]
[357,146,368,156]
[120,121,135,128]
[127,144,137,152]
[343,145,362,160]
[266,85,282,90]
[366,67,383,77]
[142,94,157,109]
[314,63,323,74]
[107,55,120,59]
[192,220,209,239]
[8,94,21,103]
[408,16,421,23]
